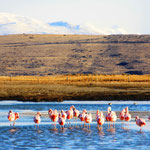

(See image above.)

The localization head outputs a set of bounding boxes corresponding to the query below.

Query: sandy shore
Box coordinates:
[21,111,150,120]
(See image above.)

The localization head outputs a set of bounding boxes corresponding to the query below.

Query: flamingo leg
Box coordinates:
[107,122,109,128]
[75,118,77,127]
[69,120,70,128]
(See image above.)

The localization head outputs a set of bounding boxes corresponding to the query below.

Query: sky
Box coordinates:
[0,0,150,34]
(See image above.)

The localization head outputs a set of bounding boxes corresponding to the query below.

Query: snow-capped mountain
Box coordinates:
[0,13,127,35]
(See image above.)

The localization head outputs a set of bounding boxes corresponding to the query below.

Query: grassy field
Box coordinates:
[0,74,150,102]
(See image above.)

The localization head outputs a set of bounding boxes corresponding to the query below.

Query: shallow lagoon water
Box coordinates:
[0,101,150,150]
[1,123,150,150]
[0,100,150,112]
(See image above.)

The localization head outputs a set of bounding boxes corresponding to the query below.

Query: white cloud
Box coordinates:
[0,12,128,35]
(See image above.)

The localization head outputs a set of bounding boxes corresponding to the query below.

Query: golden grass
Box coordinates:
[0,74,150,84]
[0,75,150,102]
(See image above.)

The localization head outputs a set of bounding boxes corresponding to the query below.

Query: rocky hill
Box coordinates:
[0,34,150,76]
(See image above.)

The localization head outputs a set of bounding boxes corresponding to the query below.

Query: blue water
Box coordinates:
[1,124,150,150]
[0,100,150,112]
[0,101,150,150]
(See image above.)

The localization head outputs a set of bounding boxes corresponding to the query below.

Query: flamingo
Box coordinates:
[109,110,117,123]
[106,107,117,128]
[119,108,125,127]
[85,113,92,130]
[135,116,146,131]
[8,110,19,126]
[96,111,105,128]
[61,110,67,120]
[66,106,74,128]
[50,109,58,129]
[14,112,19,126]
[119,109,125,121]
[124,107,131,122]
[34,112,41,128]
[105,107,111,122]
[79,109,87,128]
[8,110,15,126]
[73,108,79,127]
[50,110,58,122]
[48,109,53,119]
[58,114,66,130]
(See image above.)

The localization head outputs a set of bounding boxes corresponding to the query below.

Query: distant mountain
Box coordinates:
[0,13,127,35]
[0,34,150,76]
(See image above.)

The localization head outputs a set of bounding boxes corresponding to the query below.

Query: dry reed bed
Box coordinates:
[0,74,150,83]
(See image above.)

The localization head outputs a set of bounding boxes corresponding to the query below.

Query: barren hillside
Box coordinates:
[0,34,150,76]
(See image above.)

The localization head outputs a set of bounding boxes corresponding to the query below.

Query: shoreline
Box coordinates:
[15,111,150,120]
[0,95,150,102]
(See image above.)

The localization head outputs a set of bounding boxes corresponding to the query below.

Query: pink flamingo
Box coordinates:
[58,114,66,130]
[106,107,117,128]
[96,110,105,128]
[110,111,117,122]
[48,109,53,119]
[8,110,15,126]
[119,109,125,121]
[73,108,79,127]
[105,107,111,122]
[66,106,74,128]
[51,110,58,122]
[34,112,41,128]
[50,109,58,129]
[85,113,92,130]
[8,110,19,126]
[135,116,146,131]
[61,110,67,120]
[79,109,87,128]
[119,108,126,128]
[124,107,131,122]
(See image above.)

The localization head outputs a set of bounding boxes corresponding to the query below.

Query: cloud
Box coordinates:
[0,12,62,34]
[0,12,128,35]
